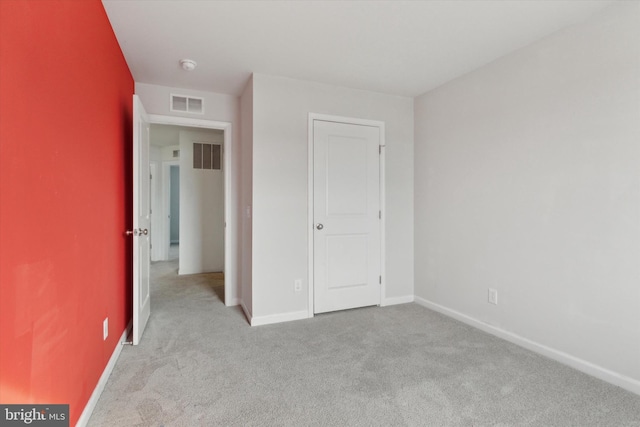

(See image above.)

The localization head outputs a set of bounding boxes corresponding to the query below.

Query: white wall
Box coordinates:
[136,83,239,123]
[159,145,180,161]
[251,74,414,320]
[136,83,241,303]
[150,146,162,162]
[179,130,225,274]
[414,1,640,391]
[239,77,254,316]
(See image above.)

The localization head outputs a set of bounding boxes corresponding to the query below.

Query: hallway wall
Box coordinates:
[179,130,225,274]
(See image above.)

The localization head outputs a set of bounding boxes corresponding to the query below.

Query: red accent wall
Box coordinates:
[0,1,133,425]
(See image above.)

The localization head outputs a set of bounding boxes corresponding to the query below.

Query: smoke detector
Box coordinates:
[179,59,197,71]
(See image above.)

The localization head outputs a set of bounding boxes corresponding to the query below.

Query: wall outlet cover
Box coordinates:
[488,288,498,305]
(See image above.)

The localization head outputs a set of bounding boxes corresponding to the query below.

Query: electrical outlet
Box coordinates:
[103,318,109,340]
[294,279,302,292]
[488,288,498,305]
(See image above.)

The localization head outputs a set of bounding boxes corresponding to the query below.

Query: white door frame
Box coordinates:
[149,161,161,262]
[148,113,235,307]
[307,113,386,318]
[162,160,180,260]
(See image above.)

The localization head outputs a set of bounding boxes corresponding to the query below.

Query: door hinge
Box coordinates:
[379,276,382,284]
[379,210,381,219]
[379,145,381,154]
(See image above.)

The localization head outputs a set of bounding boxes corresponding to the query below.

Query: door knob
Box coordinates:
[125,229,148,236]
[316,223,324,230]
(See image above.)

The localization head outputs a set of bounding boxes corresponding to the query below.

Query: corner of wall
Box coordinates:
[239,75,254,316]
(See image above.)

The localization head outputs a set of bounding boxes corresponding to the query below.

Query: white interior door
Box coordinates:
[313,120,381,314]
[132,94,151,345]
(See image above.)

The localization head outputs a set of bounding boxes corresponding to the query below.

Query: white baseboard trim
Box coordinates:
[250,310,309,327]
[381,295,414,306]
[240,301,252,324]
[414,296,640,396]
[76,321,132,427]
[226,297,240,307]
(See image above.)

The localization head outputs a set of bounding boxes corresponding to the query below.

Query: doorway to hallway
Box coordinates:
[144,114,238,306]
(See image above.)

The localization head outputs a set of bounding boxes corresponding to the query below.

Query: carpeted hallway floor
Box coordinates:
[88,259,640,426]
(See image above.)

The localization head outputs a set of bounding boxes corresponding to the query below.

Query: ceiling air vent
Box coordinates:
[170,94,204,114]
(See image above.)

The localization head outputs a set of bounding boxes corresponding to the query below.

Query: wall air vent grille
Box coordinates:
[170,94,204,114]
[193,143,221,170]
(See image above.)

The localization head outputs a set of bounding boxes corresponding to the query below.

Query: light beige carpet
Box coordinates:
[88,259,640,426]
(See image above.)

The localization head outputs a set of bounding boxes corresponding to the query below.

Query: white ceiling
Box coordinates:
[102,0,615,98]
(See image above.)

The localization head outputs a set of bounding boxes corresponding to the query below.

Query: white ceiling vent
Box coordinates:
[170,94,204,114]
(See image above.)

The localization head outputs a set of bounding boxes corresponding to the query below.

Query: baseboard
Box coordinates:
[414,297,640,396]
[240,300,252,325]
[250,310,309,327]
[76,321,132,427]
[226,297,240,307]
[381,295,414,306]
